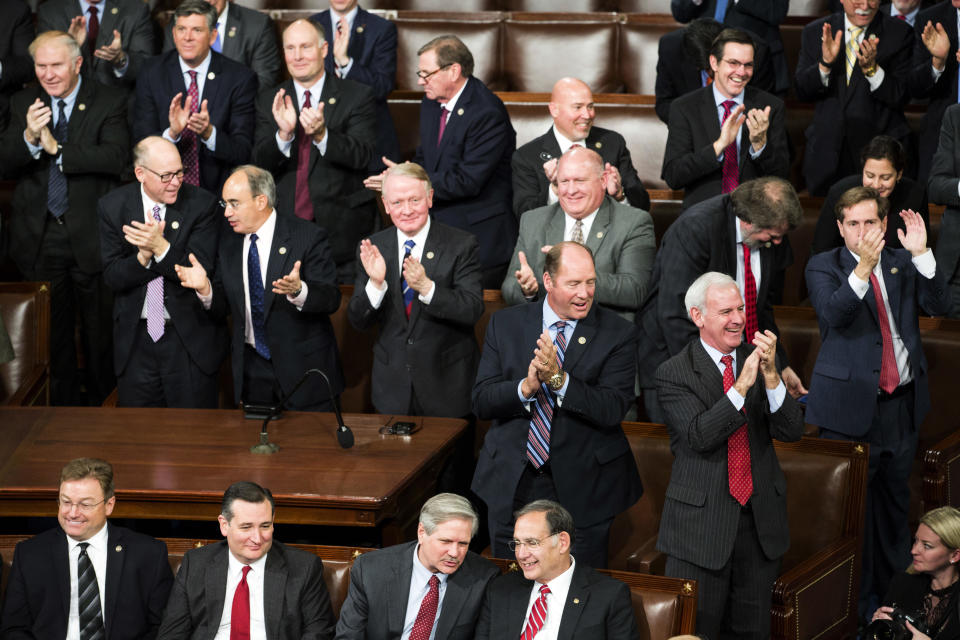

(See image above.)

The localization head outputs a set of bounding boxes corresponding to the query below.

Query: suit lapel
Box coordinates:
[103,524,123,636]
[67,80,94,140]
[723,204,738,276]
[434,565,467,638]
[201,52,224,105]
[54,529,71,627]
[437,78,474,156]
[408,225,441,330]
[691,340,725,407]
[205,544,229,633]
[263,545,287,638]
[164,197,185,256]
[546,207,565,247]
[562,305,598,373]
[97,3,119,50]
[387,545,415,635]
[381,232,406,322]
[584,199,612,254]
[701,87,722,140]
[263,215,291,322]
[319,73,340,139]
[881,249,905,330]
[165,51,184,97]
[540,127,561,160]
[507,575,534,637]
[557,565,590,640]
[221,10,240,60]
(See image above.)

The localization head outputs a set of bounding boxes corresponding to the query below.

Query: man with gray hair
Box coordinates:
[655,271,803,639]
[335,493,498,640]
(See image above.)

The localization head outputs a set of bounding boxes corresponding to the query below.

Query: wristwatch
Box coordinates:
[548,370,565,391]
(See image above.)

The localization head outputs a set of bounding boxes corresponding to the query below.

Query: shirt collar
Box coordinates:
[542,298,578,333]
[843,13,869,36]
[712,82,744,108]
[330,5,359,30]
[68,520,109,550]
[294,74,326,107]
[140,185,166,218]
[226,545,269,575]
[396,216,431,248]
[441,77,469,112]
[735,217,745,244]
[179,47,213,74]
[700,337,736,368]
[249,208,278,240]
[411,543,450,588]
[78,0,104,17]
[891,4,917,22]
[551,125,587,153]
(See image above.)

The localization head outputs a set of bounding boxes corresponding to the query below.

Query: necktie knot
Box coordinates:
[78,541,90,555]
[241,565,251,580]
[539,584,551,596]
[404,239,416,256]
[188,69,197,81]
[552,320,567,333]
[250,233,259,244]
[849,26,863,38]
[428,574,439,589]
[303,89,312,109]
[721,354,733,368]
[88,5,97,16]
[721,99,737,117]
[152,205,161,222]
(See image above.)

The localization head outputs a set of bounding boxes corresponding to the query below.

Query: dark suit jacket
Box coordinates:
[211,213,344,408]
[413,77,517,272]
[37,0,155,89]
[635,193,792,387]
[805,246,949,437]
[0,79,128,276]
[929,103,960,285]
[882,572,960,640]
[654,339,804,569]
[661,85,789,208]
[0,0,33,114]
[335,540,498,640]
[253,75,378,266]
[157,539,335,640]
[99,182,225,377]
[475,562,639,640]
[0,524,173,640]
[163,2,281,90]
[347,221,483,417]
[511,125,650,217]
[670,0,790,94]
[134,50,257,194]
[471,302,642,529]
[795,11,914,196]
[311,6,400,169]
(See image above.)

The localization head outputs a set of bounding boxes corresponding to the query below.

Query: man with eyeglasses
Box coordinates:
[476,500,639,639]
[662,27,789,209]
[99,136,224,408]
[0,457,173,638]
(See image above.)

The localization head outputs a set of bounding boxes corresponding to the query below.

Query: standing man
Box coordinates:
[176,165,343,412]
[310,0,400,172]
[806,187,949,618]
[99,136,224,408]
[253,18,378,284]
[476,500,639,639]
[511,77,650,218]
[929,102,960,315]
[0,31,128,406]
[0,0,34,122]
[655,272,803,639]
[134,0,256,194]
[662,28,789,209]
[348,162,483,418]
[335,493,498,640]
[0,458,174,638]
[158,481,336,639]
[473,242,642,569]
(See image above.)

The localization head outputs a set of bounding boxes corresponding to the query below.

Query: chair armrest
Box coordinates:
[625,541,666,575]
[4,364,47,406]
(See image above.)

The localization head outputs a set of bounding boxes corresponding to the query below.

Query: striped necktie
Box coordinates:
[526,321,568,468]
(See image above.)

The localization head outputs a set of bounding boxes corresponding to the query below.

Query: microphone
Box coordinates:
[250,368,354,454]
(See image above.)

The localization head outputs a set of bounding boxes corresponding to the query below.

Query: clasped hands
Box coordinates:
[731,330,781,397]
[168,93,213,140]
[520,330,562,398]
[272,88,326,144]
[712,104,770,155]
[358,238,433,295]
[122,219,168,267]
[24,99,59,155]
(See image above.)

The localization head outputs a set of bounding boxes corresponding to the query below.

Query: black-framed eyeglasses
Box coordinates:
[416,63,451,81]
[143,166,185,183]
[508,532,559,552]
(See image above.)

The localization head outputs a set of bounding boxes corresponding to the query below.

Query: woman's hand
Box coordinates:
[904,620,931,640]
[872,606,894,622]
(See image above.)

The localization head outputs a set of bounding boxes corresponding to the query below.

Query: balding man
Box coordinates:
[512,77,650,218]
[99,136,224,408]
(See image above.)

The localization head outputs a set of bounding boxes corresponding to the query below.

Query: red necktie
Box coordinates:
[720,100,739,193]
[741,242,758,341]
[896,14,907,21]
[437,107,449,146]
[294,90,314,221]
[722,355,753,506]
[521,584,551,640]
[182,70,201,186]
[86,5,100,60]
[230,565,251,640]
[870,273,901,394]
[409,575,439,640]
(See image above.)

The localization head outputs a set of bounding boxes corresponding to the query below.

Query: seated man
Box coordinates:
[335,493,498,639]
[476,499,639,639]
[0,458,173,638]
[158,480,335,638]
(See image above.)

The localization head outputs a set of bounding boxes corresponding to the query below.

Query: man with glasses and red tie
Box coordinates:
[1,458,173,639]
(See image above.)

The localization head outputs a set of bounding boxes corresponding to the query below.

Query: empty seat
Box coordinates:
[616,0,674,13]
[508,0,616,11]
[0,282,50,406]
[619,14,680,95]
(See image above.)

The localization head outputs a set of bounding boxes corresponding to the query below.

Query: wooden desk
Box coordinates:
[0,407,467,545]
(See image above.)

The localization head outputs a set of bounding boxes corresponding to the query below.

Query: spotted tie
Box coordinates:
[408,575,439,640]
[248,233,271,359]
[722,354,753,505]
[77,543,105,640]
[741,242,758,341]
[571,220,584,244]
[526,321,568,468]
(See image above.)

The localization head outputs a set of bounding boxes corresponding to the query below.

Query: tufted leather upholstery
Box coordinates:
[0,282,50,406]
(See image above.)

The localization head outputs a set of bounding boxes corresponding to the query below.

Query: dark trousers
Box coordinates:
[665,506,780,640]
[242,345,335,412]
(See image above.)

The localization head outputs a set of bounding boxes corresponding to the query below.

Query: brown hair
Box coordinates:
[60,458,114,500]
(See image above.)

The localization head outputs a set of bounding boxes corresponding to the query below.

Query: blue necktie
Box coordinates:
[401,239,415,318]
[248,233,271,359]
[713,0,729,22]
[526,321,568,468]
[47,100,68,218]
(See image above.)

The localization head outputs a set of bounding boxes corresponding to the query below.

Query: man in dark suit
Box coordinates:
[636,177,805,423]
[885,0,935,25]
[347,162,483,417]
[473,241,642,569]
[176,165,343,412]
[512,77,650,218]
[99,136,224,408]
[253,18,378,284]
[796,0,915,196]
[476,500,639,639]
[662,28,789,209]
[162,0,281,90]
[0,31,128,406]
[0,457,173,639]
[655,272,803,640]
[0,0,34,122]
[37,0,155,91]
[929,102,960,315]
[335,493,498,640]
[134,0,256,195]
[158,481,335,639]
[806,187,949,618]
[366,35,517,288]
[310,0,399,172]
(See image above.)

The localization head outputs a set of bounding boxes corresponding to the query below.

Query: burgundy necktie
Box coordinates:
[722,354,753,506]
[437,107,449,146]
[409,575,439,640]
[230,565,251,640]
[895,13,907,21]
[741,242,758,341]
[870,273,901,394]
[86,5,100,60]
[182,70,201,186]
[521,584,551,640]
[294,90,314,221]
[720,99,739,193]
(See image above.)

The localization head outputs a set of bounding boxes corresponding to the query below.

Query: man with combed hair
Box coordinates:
[158,481,335,639]
[511,77,650,217]
[1,458,173,638]
[335,493,498,640]
[656,272,803,639]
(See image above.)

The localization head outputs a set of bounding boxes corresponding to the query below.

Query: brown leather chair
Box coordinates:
[0,282,50,406]
[617,0,674,12]
[394,0,497,9]
[331,285,377,414]
[619,14,681,96]
[509,0,617,10]
[786,0,835,17]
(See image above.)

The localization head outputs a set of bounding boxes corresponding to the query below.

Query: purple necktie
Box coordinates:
[437,107,449,146]
[294,90,314,221]
[182,70,201,186]
[146,205,165,342]
[720,100,739,193]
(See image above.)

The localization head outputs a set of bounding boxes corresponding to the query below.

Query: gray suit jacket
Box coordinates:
[500,197,656,322]
[157,540,335,640]
[335,541,498,640]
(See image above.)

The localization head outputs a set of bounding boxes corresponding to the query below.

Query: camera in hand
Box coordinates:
[864,607,929,640]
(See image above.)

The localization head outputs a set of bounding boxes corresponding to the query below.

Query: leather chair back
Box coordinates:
[619,15,679,95]
[0,282,50,406]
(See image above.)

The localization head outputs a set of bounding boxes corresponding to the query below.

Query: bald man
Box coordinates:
[512,77,650,218]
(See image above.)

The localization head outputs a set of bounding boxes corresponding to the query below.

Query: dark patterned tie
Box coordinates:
[294,90,314,220]
[230,565,251,640]
[720,100,739,193]
[521,584,551,640]
[526,321,568,468]
[48,100,69,218]
[400,239,416,318]
[77,543,105,640]
[408,575,439,640]
[86,5,100,61]
[722,355,753,505]
[248,233,271,359]
[182,70,201,186]
[146,205,165,341]
[741,242,758,341]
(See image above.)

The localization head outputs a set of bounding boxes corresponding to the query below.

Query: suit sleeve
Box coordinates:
[795,22,831,102]
[133,63,165,142]
[333,554,369,640]
[670,0,709,23]
[62,90,130,178]
[614,139,651,212]
[500,213,542,306]
[595,207,656,310]
[156,549,193,640]
[917,261,951,317]
[605,579,641,640]
[342,20,397,101]
[511,146,546,218]
[0,542,35,639]
[346,241,382,331]
[121,1,157,83]
[805,254,864,329]
[472,312,530,421]
[300,226,342,315]
[428,106,514,202]
[209,69,257,167]
[100,197,157,293]
[323,84,376,172]
[422,233,484,327]
[0,97,43,176]
[661,99,721,190]
[0,3,34,92]
[561,324,638,430]
[249,15,282,90]
[929,107,960,207]
[871,24,913,110]
[730,0,788,24]
[656,222,712,355]
[474,587,494,640]
[300,555,336,640]
[143,539,175,640]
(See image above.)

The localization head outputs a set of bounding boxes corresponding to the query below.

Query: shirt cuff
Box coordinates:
[276,131,293,158]
[767,380,786,412]
[865,66,885,91]
[749,142,766,159]
[153,244,169,263]
[196,288,213,310]
[287,280,308,309]
[553,374,569,405]
[933,64,945,82]
[912,249,937,279]
[113,57,129,78]
[364,278,387,309]
[202,126,217,152]
[338,58,354,77]
[163,128,180,144]
[314,130,328,156]
[518,380,536,408]
[848,269,870,298]
[24,134,42,159]
[819,67,830,86]
[418,281,435,304]
[547,186,559,205]
[726,386,745,411]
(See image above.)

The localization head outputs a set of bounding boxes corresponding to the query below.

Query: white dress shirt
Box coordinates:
[519,557,577,640]
[734,217,763,297]
[401,544,449,640]
[819,14,885,91]
[66,523,109,640]
[213,551,269,640]
[364,217,436,307]
[330,5,359,77]
[699,338,786,412]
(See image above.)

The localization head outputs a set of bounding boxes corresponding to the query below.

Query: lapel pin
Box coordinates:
[228,27,237,38]
[594,142,602,149]
[328,97,336,105]
[457,108,464,116]
[426,251,434,259]
[111,7,118,13]
[596,231,603,238]
[890,267,899,275]
[171,221,180,230]
[764,241,772,248]
[78,103,86,111]
[279,247,287,255]
[573,598,580,604]
[578,336,586,345]
[115,545,122,552]
[357,26,365,33]
[208,72,215,80]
